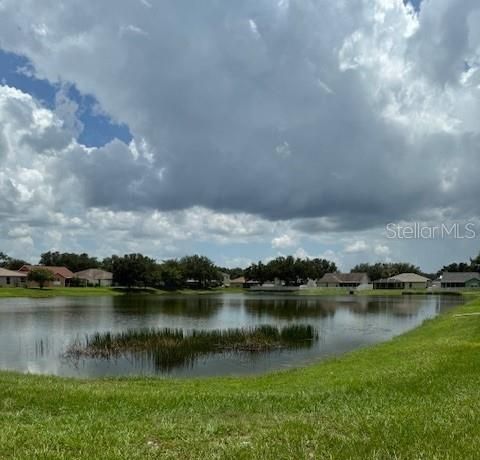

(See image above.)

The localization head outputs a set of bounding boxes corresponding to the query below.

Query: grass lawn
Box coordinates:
[0,287,123,298]
[0,286,248,299]
[1,296,480,458]
[0,285,471,299]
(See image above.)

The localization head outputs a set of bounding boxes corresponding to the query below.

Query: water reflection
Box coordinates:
[113,295,223,319]
[0,293,462,378]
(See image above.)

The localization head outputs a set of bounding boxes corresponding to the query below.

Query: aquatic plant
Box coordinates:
[65,324,318,371]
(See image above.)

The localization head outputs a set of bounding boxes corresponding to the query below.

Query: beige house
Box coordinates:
[230,276,246,288]
[74,269,113,287]
[373,273,431,290]
[0,268,27,287]
[317,272,370,288]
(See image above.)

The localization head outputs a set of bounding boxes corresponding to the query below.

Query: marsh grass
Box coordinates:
[65,325,318,370]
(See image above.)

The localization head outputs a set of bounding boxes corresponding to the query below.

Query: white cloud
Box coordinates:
[374,244,391,257]
[344,240,369,254]
[0,0,478,227]
[0,0,479,272]
[272,234,296,249]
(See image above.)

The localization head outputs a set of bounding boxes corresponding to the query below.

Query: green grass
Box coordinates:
[0,286,248,299]
[1,285,472,299]
[0,287,123,298]
[299,288,470,297]
[1,296,480,458]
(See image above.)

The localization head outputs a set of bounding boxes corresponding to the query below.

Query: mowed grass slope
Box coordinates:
[1,298,480,459]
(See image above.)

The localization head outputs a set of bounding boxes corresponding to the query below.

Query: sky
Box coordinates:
[0,0,479,272]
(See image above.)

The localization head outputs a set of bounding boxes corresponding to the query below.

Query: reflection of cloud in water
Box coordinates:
[0,294,463,378]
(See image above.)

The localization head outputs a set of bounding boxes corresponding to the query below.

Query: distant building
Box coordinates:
[0,268,27,287]
[441,272,480,289]
[18,265,74,287]
[220,272,231,287]
[229,276,259,288]
[74,269,113,287]
[230,276,246,288]
[373,273,431,290]
[317,272,370,288]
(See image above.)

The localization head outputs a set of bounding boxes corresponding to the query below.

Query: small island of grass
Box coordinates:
[65,325,318,371]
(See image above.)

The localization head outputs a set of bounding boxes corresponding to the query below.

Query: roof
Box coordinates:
[0,268,27,277]
[389,273,430,283]
[373,278,403,284]
[318,272,368,283]
[441,272,480,283]
[74,269,113,281]
[19,265,74,279]
[230,276,246,283]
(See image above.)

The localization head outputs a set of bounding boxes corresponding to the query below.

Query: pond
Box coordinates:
[0,293,461,378]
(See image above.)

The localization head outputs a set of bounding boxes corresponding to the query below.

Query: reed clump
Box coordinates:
[65,325,318,370]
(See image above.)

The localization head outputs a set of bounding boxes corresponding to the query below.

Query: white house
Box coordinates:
[0,268,27,287]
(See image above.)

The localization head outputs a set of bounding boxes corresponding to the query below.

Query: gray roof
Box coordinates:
[441,272,480,283]
[74,269,113,281]
[0,268,27,277]
[319,272,368,283]
[374,278,403,284]
[389,273,430,283]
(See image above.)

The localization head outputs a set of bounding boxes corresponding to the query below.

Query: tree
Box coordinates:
[111,254,157,288]
[245,256,337,285]
[27,268,54,289]
[39,251,100,273]
[217,266,244,279]
[351,262,423,281]
[245,261,269,284]
[158,260,185,290]
[469,252,480,272]
[0,252,27,271]
[179,255,221,288]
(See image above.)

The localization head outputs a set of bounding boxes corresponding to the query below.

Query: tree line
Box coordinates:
[3,249,480,288]
[436,252,480,277]
[349,262,424,281]
[245,256,337,286]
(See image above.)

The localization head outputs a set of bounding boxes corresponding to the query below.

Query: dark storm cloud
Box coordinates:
[0,0,479,232]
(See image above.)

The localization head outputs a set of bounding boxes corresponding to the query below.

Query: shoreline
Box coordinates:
[0,286,474,299]
[0,296,479,457]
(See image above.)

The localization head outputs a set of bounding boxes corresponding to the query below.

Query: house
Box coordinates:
[229,277,260,288]
[221,272,231,287]
[18,265,74,287]
[372,278,405,290]
[0,268,27,287]
[230,276,246,288]
[441,272,480,289]
[317,272,370,288]
[74,269,113,287]
[373,273,431,290]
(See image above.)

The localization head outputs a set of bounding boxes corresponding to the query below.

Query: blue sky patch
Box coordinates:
[0,49,132,148]
[405,0,422,12]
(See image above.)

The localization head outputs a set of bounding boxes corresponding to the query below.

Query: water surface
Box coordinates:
[0,293,461,378]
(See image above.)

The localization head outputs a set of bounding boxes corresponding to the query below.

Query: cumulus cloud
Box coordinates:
[344,240,368,254]
[374,244,391,257]
[0,0,479,269]
[272,234,296,249]
[0,0,477,227]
